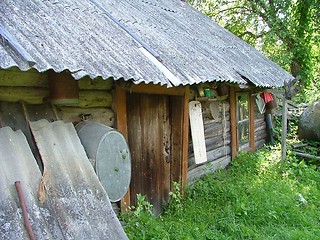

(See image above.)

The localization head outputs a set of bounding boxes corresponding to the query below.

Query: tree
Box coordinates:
[190,0,320,101]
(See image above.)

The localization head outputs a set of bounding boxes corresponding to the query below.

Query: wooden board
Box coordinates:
[126,93,187,214]
[189,101,207,164]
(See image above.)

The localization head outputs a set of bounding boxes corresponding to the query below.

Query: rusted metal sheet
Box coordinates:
[0,0,293,88]
[29,120,128,240]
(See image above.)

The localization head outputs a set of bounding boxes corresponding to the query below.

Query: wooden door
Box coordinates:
[126,93,184,214]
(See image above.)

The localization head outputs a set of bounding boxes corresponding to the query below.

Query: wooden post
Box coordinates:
[229,86,237,158]
[181,86,190,193]
[249,90,255,151]
[281,97,288,162]
[115,85,130,212]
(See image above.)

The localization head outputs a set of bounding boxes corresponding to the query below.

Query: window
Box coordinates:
[236,92,249,150]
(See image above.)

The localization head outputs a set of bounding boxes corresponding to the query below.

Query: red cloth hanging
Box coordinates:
[260,92,273,103]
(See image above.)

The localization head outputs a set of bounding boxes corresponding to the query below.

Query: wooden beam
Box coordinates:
[281,98,288,162]
[0,87,49,104]
[78,77,113,90]
[249,90,255,151]
[0,69,48,87]
[115,85,130,211]
[181,86,189,192]
[229,86,237,158]
[129,83,185,96]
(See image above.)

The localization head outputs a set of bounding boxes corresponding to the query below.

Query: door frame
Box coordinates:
[115,83,190,211]
[229,86,255,158]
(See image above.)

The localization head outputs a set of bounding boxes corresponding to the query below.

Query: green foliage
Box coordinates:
[189,0,320,102]
[122,148,320,239]
[131,194,153,217]
[165,181,184,215]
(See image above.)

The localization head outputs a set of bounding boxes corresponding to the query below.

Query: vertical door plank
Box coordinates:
[229,86,237,158]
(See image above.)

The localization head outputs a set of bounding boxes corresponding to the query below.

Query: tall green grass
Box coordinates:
[122,146,320,239]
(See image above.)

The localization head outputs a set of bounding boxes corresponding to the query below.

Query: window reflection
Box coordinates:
[237,93,249,150]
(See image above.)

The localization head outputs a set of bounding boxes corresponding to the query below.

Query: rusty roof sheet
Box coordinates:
[0,122,128,239]
[0,0,293,87]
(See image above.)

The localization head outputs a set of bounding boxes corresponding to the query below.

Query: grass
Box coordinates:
[122,117,320,239]
[122,145,320,239]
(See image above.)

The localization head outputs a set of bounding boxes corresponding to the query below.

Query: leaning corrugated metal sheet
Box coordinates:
[29,120,128,240]
[0,123,128,239]
[0,127,64,239]
[0,0,293,88]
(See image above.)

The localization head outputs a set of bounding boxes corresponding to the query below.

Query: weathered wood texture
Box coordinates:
[254,104,267,149]
[188,155,231,183]
[0,68,48,87]
[0,69,115,126]
[188,100,231,179]
[229,87,237,157]
[56,107,115,126]
[127,93,182,214]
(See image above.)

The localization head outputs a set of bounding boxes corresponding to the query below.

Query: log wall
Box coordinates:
[187,96,268,183]
[254,103,267,149]
[0,68,115,126]
[188,100,231,183]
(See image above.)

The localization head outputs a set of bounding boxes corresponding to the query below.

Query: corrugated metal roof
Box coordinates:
[0,123,128,239]
[0,0,293,87]
[0,0,173,86]
[100,0,293,88]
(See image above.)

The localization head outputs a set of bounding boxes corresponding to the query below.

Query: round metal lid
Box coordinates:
[76,121,131,202]
[96,130,131,202]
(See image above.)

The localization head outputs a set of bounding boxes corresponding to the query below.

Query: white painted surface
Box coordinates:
[189,101,207,164]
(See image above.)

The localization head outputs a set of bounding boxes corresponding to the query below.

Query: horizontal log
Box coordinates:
[188,145,231,167]
[255,139,266,150]
[129,83,186,96]
[203,114,230,124]
[0,69,48,87]
[189,134,231,153]
[254,118,265,125]
[207,145,231,162]
[294,152,320,160]
[0,86,112,108]
[57,107,115,126]
[204,122,231,138]
[0,87,49,104]
[255,124,266,133]
[255,130,267,141]
[293,143,308,148]
[63,90,112,108]
[188,155,231,184]
[78,77,113,90]
[206,134,231,150]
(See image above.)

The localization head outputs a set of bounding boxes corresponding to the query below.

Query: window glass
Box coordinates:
[236,93,249,150]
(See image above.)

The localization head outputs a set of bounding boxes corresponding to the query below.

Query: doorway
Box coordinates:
[126,92,185,213]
